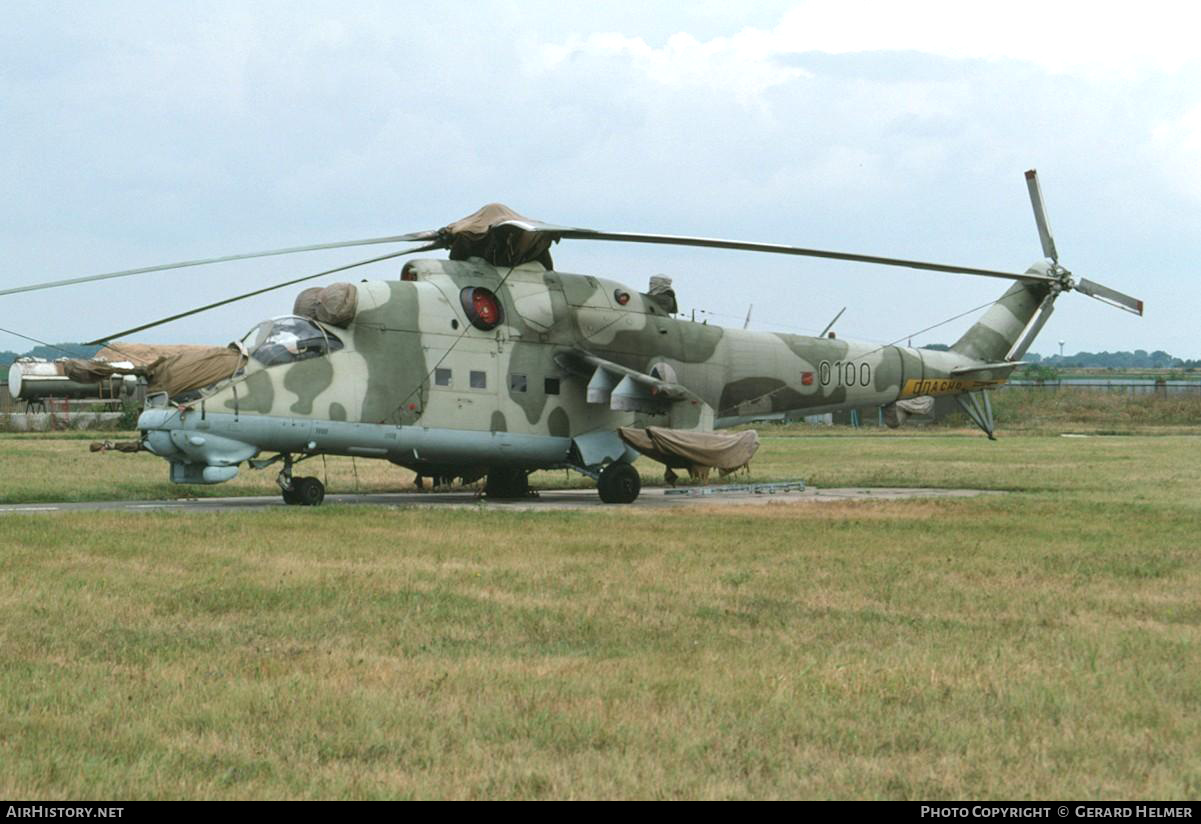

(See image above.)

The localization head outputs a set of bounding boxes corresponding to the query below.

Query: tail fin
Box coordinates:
[951,281,1054,363]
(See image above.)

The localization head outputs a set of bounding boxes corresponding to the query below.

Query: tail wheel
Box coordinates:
[598,462,641,504]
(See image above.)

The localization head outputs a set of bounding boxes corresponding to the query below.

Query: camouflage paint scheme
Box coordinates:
[138,256,1050,484]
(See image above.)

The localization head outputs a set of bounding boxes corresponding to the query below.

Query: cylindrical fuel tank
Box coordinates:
[7,361,135,400]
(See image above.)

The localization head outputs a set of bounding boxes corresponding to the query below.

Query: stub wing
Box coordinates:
[554,350,713,430]
[554,351,698,409]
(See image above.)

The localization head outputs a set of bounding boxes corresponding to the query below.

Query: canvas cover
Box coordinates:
[619,426,760,472]
[442,203,555,268]
[646,275,678,314]
[883,395,935,428]
[147,346,246,399]
[95,343,219,367]
[292,282,357,327]
[63,359,145,384]
[64,345,246,400]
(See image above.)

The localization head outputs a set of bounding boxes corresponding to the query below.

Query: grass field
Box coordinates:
[3,384,1200,503]
[2,427,1200,799]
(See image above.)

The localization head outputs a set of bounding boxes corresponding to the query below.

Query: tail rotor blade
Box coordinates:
[1006,293,1057,361]
[1075,278,1144,316]
[1025,169,1059,263]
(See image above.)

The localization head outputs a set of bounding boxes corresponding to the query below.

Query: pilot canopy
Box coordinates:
[247,316,343,367]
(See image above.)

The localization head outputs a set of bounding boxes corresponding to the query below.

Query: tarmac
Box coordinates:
[0,485,997,515]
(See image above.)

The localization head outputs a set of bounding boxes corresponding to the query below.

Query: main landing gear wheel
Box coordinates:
[484,468,531,499]
[283,476,325,506]
[597,462,641,504]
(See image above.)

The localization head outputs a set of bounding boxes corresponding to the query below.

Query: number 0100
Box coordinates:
[819,361,871,387]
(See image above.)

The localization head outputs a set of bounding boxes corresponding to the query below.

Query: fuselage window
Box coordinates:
[470,370,487,389]
[435,368,452,387]
[510,373,527,393]
[247,317,342,367]
[544,377,560,395]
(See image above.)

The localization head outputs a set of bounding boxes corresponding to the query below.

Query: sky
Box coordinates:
[2,0,1198,357]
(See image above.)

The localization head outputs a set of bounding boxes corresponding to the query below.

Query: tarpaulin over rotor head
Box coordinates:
[441,203,556,268]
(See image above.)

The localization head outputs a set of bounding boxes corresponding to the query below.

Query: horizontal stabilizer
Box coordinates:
[949,361,1024,381]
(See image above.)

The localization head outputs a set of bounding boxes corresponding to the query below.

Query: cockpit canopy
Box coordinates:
[245,316,343,367]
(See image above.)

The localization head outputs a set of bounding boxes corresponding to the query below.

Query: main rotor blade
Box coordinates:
[1,231,442,299]
[501,221,1056,285]
[84,242,439,345]
[1025,169,1059,263]
[1075,277,1144,316]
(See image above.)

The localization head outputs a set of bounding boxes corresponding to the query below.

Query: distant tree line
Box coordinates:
[1023,350,1200,368]
[918,344,1201,368]
[0,343,103,371]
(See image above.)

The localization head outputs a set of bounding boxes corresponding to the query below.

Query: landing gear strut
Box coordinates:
[277,454,326,506]
[597,462,641,504]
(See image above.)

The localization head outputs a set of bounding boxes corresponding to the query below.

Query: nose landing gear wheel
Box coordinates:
[597,462,641,504]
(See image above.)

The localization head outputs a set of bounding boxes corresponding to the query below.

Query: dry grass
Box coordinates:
[962,388,1201,433]
[2,432,1201,798]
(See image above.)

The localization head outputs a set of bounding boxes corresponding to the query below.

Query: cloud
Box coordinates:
[1,2,1197,355]
[539,29,810,105]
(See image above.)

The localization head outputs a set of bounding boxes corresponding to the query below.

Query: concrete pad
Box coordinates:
[0,486,998,515]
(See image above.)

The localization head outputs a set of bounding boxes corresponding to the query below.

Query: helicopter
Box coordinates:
[3,170,1142,505]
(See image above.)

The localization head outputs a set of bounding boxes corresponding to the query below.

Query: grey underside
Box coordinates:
[138,408,634,483]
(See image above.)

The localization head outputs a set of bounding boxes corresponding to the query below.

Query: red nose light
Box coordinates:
[614,289,630,305]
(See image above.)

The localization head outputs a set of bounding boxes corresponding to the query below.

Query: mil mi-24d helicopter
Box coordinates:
[4,170,1142,505]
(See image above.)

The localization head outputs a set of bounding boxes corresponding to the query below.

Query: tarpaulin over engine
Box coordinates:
[618,426,760,472]
[441,203,555,268]
[292,282,358,327]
